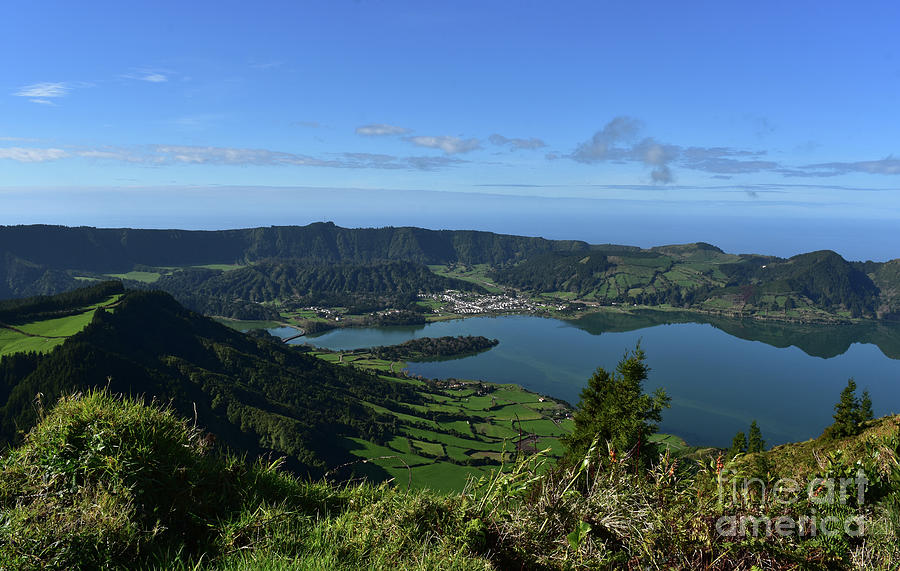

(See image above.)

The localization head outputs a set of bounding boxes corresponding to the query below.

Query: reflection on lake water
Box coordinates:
[272,311,900,447]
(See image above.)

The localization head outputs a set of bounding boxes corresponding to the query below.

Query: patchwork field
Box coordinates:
[307,346,574,491]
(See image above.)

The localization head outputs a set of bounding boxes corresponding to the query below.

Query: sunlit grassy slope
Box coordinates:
[0,293,121,358]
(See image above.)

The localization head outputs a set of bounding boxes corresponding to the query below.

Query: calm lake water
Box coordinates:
[272,312,900,447]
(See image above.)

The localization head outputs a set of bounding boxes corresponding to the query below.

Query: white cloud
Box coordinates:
[356,123,412,136]
[405,135,480,154]
[149,145,341,167]
[0,147,69,162]
[489,134,546,150]
[0,142,467,172]
[569,116,780,183]
[123,69,171,83]
[14,82,70,99]
[799,156,900,176]
[140,73,168,83]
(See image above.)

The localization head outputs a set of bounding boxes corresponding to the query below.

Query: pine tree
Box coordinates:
[830,378,862,438]
[728,431,747,458]
[747,420,765,453]
[563,345,670,465]
[859,389,874,422]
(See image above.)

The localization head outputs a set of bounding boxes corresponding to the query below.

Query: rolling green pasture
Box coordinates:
[104,271,162,283]
[0,294,121,359]
[17,310,98,337]
[0,329,65,357]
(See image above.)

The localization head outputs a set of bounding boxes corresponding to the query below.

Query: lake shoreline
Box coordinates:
[272,313,900,449]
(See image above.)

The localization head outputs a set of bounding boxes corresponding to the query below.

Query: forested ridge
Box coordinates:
[0,290,422,477]
[1,223,898,321]
[116,259,482,320]
[0,222,588,272]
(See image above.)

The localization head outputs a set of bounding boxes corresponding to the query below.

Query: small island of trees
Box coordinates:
[371,335,499,361]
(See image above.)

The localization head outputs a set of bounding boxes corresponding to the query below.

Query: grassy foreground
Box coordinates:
[1,390,898,569]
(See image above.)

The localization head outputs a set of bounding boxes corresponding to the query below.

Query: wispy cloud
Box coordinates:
[139,72,167,83]
[795,156,900,177]
[13,82,72,105]
[167,113,227,131]
[14,82,70,99]
[405,135,480,154]
[0,143,465,172]
[148,145,340,167]
[489,133,546,151]
[404,155,466,170]
[355,123,412,136]
[249,61,283,70]
[0,147,69,162]
[341,152,464,171]
[123,69,171,83]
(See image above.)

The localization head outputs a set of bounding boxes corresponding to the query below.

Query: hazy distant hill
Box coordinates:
[0,251,79,298]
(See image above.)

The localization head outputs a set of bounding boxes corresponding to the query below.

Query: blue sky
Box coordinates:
[2,1,899,258]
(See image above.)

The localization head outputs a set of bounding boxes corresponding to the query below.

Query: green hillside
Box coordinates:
[492,244,886,320]
[0,251,79,299]
[0,281,124,358]
[1,224,898,324]
[1,389,897,569]
[141,259,485,319]
[0,286,570,490]
[872,259,900,318]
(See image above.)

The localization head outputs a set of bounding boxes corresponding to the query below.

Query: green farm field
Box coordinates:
[311,346,576,491]
[104,271,162,283]
[0,294,121,358]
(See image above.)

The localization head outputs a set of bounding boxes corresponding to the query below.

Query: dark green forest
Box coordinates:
[0,222,587,272]
[142,259,483,318]
[0,290,425,478]
[370,335,499,361]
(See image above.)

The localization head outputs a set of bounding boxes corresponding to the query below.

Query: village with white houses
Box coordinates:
[423,290,569,316]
